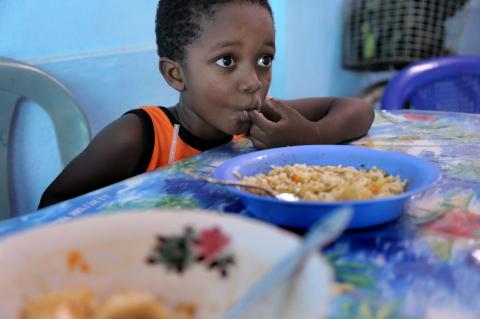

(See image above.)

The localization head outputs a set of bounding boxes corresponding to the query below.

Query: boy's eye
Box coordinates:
[215,56,235,68]
[257,55,273,67]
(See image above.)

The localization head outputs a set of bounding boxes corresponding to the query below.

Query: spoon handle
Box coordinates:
[185,171,276,197]
[217,206,352,319]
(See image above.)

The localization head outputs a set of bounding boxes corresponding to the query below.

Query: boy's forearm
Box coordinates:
[312,98,374,144]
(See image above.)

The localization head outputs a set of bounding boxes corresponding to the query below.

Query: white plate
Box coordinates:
[0,209,332,319]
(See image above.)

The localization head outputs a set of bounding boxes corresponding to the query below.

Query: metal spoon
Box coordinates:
[185,171,299,201]
[217,206,353,319]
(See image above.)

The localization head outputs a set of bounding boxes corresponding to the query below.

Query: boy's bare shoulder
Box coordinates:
[92,113,145,150]
[76,112,147,177]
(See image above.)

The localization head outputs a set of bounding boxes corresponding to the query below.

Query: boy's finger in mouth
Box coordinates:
[240,110,250,122]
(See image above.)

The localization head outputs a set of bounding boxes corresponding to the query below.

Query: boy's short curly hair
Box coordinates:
[155,0,273,63]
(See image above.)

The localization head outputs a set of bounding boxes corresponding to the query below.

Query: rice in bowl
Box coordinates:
[239,164,406,201]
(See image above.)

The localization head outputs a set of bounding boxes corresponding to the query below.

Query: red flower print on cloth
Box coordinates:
[146,225,235,277]
[425,211,480,238]
[196,227,230,261]
[403,113,438,122]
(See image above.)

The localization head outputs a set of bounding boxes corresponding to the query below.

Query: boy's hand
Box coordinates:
[257,96,281,122]
[248,98,317,149]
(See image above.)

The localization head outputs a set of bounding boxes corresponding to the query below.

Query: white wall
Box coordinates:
[271,0,362,98]
[0,1,175,135]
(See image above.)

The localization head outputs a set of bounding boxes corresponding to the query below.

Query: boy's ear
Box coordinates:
[159,57,185,91]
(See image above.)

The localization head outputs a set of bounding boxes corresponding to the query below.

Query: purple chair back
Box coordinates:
[380,56,480,113]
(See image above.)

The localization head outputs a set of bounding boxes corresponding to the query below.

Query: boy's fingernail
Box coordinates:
[242,110,249,122]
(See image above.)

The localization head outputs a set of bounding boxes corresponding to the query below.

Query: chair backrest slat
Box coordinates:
[0,91,21,219]
[0,58,91,219]
[381,56,480,113]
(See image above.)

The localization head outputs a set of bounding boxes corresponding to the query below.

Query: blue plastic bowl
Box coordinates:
[213,145,441,229]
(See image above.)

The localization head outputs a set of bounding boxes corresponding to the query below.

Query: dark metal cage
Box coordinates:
[342,0,469,71]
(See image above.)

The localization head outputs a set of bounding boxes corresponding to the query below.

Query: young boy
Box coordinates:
[39,0,374,208]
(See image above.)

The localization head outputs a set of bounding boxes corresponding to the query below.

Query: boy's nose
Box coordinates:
[239,69,261,94]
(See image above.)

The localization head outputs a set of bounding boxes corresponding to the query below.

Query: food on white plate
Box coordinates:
[20,289,196,319]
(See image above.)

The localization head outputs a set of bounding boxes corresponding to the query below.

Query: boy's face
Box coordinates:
[180,3,275,136]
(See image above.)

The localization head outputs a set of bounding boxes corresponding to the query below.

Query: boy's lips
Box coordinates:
[238,98,262,123]
[241,95,263,112]
[243,105,260,111]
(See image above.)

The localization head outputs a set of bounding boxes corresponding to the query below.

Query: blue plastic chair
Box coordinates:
[381,56,480,113]
[0,57,91,219]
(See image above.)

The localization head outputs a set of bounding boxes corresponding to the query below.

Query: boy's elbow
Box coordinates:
[363,99,375,126]
[38,189,55,209]
[337,97,374,140]
[350,97,375,129]
[38,186,66,209]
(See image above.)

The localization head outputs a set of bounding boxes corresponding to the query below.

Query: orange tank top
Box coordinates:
[141,106,201,171]
[134,106,243,172]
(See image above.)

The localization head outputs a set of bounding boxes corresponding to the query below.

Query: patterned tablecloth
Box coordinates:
[1,110,479,318]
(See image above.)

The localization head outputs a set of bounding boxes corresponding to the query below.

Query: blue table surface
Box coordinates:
[2,110,480,318]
